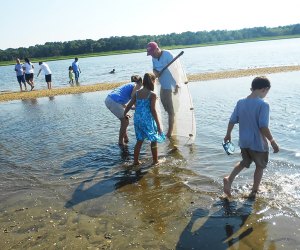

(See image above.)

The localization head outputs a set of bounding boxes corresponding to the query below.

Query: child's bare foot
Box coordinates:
[223,176,232,197]
[152,160,159,165]
[247,190,258,199]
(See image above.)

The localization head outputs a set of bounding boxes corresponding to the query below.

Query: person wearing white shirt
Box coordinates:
[23,58,35,90]
[37,62,52,89]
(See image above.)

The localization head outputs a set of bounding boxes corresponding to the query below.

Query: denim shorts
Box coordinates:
[17,75,25,84]
[74,71,80,80]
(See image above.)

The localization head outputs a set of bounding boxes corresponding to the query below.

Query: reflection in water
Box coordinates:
[21,98,38,105]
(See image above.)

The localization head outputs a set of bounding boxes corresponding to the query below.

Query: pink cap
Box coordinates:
[147,42,158,56]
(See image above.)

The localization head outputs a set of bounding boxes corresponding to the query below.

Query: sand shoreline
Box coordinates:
[1,65,300,102]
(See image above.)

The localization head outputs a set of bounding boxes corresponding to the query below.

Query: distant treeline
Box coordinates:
[1,24,300,62]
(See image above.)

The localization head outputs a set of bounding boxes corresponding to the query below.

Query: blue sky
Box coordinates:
[1,0,299,50]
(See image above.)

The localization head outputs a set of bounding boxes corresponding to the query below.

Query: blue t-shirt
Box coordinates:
[230,97,270,152]
[152,50,176,90]
[108,82,135,104]
[72,61,79,72]
[15,64,24,76]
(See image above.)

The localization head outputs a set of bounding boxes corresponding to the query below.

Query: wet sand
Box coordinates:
[1,65,300,102]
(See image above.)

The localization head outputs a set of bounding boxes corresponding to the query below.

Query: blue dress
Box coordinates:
[134,92,166,142]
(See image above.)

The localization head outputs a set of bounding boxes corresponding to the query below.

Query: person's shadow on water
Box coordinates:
[176,198,255,250]
[63,144,152,208]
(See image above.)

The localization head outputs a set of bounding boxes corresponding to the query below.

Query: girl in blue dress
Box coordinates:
[124,73,165,165]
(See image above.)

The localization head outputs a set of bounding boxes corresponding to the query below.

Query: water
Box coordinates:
[1,38,300,92]
[0,40,300,249]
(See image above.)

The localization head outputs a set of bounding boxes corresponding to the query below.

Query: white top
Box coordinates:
[39,63,52,75]
[24,62,34,74]
[152,50,176,90]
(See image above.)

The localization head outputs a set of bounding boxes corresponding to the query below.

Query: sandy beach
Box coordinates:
[1,65,300,102]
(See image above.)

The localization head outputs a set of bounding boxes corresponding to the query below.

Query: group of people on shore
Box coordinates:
[14,57,83,91]
[14,58,52,91]
[105,41,280,198]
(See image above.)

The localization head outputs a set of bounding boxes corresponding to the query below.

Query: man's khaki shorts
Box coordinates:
[160,88,174,115]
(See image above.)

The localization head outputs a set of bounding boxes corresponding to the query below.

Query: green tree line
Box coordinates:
[1,24,300,62]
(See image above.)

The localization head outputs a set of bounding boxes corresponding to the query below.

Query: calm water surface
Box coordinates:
[1,38,300,92]
[0,70,299,249]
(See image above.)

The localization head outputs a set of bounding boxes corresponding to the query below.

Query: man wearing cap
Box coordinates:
[147,41,179,138]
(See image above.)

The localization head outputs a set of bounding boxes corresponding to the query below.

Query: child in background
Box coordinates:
[124,73,165,165]
[69,66,74,85]
[223,76,279,198]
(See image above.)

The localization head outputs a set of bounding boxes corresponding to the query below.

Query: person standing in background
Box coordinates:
[14,58,27,91]
[23,58,35,90]
[37,62,52,90]
[72,57,81,85]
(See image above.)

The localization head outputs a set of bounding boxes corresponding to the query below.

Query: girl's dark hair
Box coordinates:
[131,75,142,84]
[69,66,72,70]
[143,73,156,91]
[251,76,271,90]
[24,58,30,63]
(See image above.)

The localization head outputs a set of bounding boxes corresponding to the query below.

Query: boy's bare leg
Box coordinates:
[223,162,244,197]
[252,166,264,193]
[134,141,143,165]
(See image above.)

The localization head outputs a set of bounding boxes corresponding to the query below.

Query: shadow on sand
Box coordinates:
[176,198,256,249]
[63,144,153,208]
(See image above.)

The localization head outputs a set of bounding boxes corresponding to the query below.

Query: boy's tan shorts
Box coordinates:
[160,88,174,115]
[240,148,269,169]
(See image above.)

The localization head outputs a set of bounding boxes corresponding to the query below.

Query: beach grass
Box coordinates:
[1,65,300,102]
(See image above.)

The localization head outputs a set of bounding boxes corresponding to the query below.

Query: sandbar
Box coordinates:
[1,65,300,102]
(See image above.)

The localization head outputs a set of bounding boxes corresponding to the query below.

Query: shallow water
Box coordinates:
[1,38,300,92]
[0,71,299,249]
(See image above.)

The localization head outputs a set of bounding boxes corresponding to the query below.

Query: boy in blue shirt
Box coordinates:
[223,76,279,198]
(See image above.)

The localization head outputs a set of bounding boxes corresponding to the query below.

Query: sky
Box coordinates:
[1,0,299,50]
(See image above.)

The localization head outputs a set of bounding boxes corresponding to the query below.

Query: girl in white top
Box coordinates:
[23,58,35,90]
